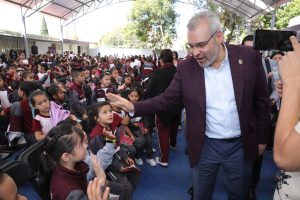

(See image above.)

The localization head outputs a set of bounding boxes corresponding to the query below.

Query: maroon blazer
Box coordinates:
[134,44,271,167]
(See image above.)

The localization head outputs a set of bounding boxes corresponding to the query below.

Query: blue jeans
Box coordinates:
[192,136,252,200]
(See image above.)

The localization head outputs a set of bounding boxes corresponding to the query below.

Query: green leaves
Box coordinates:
[128,0,178,50]
[40,16,49,36]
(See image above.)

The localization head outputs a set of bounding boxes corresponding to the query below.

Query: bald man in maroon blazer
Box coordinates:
[107,10,271,200]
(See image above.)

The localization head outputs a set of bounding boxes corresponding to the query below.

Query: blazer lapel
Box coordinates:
[192,60,206,119]
[227,44,243,112]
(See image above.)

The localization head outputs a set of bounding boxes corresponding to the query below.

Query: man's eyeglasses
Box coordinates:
[187,30,218,49]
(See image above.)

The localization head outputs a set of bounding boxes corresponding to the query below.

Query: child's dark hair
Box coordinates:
[57,118,80,127]
[71,67,84,78]
[38,125,85,199]
[110,68,118,74]
[19,81,39,97]
[0,74,7,82]
[21,71,34,80]
[39,63,49,71]
[270,51,285,59]
[29,90,48,107]
[123,73,131,79]
[99,72,111,80]
[47,84,60,101]
[172,51,178,59]
[88,102,112,129]
[128,88,142,98]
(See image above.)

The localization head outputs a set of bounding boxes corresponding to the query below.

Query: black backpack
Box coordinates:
[17,140,44,197]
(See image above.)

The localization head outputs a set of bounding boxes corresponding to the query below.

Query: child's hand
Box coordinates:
[118,84,125,90]
[87,177,109,200]
[91,154,106,182]
[143,128,149,135]
[129,135,135,142]
[122,116,130,125]
[120,166,130,173]
[83,113,88,119]
[125,158,134,166]
[103,128,116,141]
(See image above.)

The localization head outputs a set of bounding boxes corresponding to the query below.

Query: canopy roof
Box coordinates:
[4,0,290,26]
[4,0,131,26]
[208,0,289,20]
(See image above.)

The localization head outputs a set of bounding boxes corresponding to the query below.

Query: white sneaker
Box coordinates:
[134,158,143,165]
[146,158,157,167]
[155,157,168,167]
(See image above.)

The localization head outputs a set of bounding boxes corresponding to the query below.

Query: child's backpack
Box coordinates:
[17,140,44,198]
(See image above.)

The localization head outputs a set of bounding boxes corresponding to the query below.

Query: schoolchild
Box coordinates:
[38,125,107,200]
[118,73,132,98]
[30,90,71,141]
[0,74,13,109]
[110,68,120,91]
[0,171,27,200]
[88,102,140,200]
[35,63,51,88]
[69,67,89,120]
[127,88,156,167]
[92,72,114,104]
[47,84,70,111]
[0,81,39,144]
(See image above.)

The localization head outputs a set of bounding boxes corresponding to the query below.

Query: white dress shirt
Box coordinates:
[204,45,241,139]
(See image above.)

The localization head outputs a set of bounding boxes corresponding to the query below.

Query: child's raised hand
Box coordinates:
[118,84,125,90]
[91,154,106,182]
[87,177,110,200]
[103,128,116,141]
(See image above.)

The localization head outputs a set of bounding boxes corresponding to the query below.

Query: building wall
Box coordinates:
[63,43,88,54]
[35,41,52,54]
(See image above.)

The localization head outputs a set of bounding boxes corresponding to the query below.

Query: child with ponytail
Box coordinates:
[38,125,107,200]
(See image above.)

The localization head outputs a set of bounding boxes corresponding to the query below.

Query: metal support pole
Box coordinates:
[60,24,64,55]
[270,10,276,30]
[21,10,30,58]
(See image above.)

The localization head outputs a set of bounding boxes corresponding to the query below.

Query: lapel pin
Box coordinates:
[238,59,243,65]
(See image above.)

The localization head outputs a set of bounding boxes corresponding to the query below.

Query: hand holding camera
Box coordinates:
[278,36,300,85]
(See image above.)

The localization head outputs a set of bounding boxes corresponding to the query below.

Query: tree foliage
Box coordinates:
[99,24,147,48]
[275,0,300,29]
[128,0,178,50]
[40,16,49,36]
[208,3,245,43]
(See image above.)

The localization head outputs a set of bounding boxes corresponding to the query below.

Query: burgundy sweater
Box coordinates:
[50,162,89,200]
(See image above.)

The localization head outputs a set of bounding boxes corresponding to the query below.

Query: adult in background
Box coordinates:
[144,49,183,167]
[107,10,271,200]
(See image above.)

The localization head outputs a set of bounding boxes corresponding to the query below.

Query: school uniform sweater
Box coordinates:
[50,162,89,200]
[69,82,87,118]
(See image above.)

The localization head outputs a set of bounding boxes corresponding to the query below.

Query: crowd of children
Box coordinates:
[0,50,182,200]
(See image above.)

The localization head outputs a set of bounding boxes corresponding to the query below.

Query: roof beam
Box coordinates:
[209,0,252,18]
[62,0,133,26]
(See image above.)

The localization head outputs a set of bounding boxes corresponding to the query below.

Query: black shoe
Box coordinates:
[247,189,257,200]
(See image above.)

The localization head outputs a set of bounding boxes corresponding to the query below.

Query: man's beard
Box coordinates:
[196,45,219,69]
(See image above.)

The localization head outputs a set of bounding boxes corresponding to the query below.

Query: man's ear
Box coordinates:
[53,94,58,99]
[216,30,224,43]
